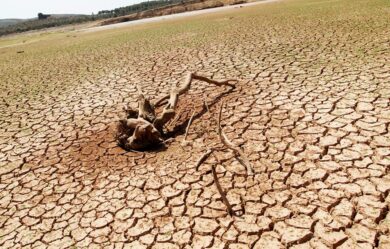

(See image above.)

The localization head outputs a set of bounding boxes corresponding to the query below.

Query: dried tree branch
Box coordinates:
[183,110,196,142]
[217,102,254,176]
[136,85,156,122]
[192,74,237,88]
[195,149,214,170]
[194,150,234,215]
[211,154,234,216]
[123,105,139,119]
[116,118,162,151]
[118,73,237,151]
[153,73,236,132]
[154,73,236,107]
[153,72,192,108]
[203,94,210,114]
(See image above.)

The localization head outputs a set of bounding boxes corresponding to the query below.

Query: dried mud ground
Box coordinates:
[1,0,390,248]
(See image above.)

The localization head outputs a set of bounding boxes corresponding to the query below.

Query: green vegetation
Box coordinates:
[97,0,185,17]
[0,0,186,36]
[0,15,92,36]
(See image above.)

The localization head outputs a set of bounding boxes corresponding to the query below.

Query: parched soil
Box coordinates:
[0,0,389,248]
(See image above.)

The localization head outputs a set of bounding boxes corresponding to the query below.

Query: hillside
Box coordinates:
[0,0,248,36]
[99,0,247,26]
[0,19,24,28]
[0,0,189,36]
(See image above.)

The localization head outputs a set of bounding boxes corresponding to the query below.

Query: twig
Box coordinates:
[154,73,236,131]
[211,155,234,216]
[136,84,156,122]
[118,72,237,151]
[154,73,236,107]
[195,149,214,170]
[169,107,183,128]
[203,94,210,113]
[183,110,196,142]
[192,74,237,88]
[163,137,175,145]
[194,150,234,216]
[217,102,254,176]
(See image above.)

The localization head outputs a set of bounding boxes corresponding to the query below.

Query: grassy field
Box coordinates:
[1,0,390,248]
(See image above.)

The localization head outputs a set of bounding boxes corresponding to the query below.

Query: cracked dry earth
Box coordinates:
[1,0,390,248]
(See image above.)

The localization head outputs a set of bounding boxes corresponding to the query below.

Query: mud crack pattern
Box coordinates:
[0,0,389,248]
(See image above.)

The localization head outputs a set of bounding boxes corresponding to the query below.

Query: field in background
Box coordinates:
[0,0,187,36]
[1,0,389,248]
[0,0,247,36]
[98,0,250,26]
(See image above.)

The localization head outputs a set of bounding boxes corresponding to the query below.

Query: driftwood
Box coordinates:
[117,72,236,151]
[117,72,254,216]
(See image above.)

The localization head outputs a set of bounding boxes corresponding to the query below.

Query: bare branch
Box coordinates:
[154,73,237,130]
[183,110,196,142]
[203,94,210,114]
[137,85,156,122]
[193,150,233,215]
[217,102,254,176]
[123,105,138,119]
[154,73,236,107]
[154,72,192,107]
[195,149,214,170]
[211,156,234,216]
[192,74,237,88]
[117,118,162,151]
[153,108,175,132]
[118,73,237,151]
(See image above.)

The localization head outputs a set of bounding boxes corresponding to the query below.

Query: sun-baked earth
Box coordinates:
[1,0,390,248]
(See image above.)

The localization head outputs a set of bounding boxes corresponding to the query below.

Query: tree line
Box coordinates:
[97,0,185,17]
[0,0,187,36]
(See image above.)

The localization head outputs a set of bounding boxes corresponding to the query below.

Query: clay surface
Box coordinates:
[0,0,389,248]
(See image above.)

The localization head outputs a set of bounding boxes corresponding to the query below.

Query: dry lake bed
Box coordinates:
[0,0,389,248]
